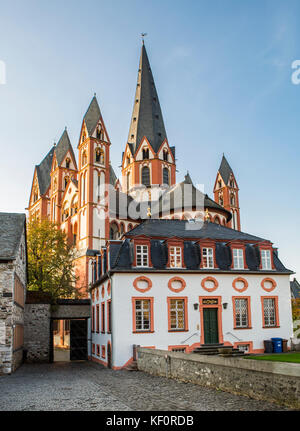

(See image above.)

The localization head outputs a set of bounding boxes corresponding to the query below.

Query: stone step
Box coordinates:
[124,361,138,371]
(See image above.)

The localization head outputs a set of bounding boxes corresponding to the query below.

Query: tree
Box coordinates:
[27,218,80,302]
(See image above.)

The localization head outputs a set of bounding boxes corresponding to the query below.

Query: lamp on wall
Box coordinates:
[222,302,228,310]
[193,303,199,310]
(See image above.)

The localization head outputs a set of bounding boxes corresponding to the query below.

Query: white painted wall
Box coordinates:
[93,272,293,368]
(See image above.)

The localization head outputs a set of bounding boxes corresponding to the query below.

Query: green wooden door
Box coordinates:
[203,308,219,344]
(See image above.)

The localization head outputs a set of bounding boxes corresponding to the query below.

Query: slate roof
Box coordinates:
[36,146,55,195]
[55,129,77,168]
[0,213,26,260]
[153,175,231,220]
[127,44,168,154]
[125,219,266,241]
[219,155,234,185]
[35,130,76,196]
[109,164,118,186]
[106,220,291,274]
[291,278,300,299]
[83,96,102,137]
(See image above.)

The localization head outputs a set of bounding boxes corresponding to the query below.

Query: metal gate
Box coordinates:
[70,319,88,361]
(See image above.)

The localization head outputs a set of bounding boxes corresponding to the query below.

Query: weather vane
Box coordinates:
[141,33,147,44]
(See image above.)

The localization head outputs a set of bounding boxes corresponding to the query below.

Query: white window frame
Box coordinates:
[169,298,185,330]
[263,298,276,327]
[261,249,272,270]
[202,247,214,269]
[136,245,149,267]
[233,248,244,269]
[234,298,249,328]
[135,299,151,331]
[169,246,182,268]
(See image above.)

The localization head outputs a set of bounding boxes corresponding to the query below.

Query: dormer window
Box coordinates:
[170,246,182,268]
[66,158,70,169]
[233,248,244,269]
[261,249,271,270]
[202,248,214,269]
[142,148,149,160]
[136,245,148,267]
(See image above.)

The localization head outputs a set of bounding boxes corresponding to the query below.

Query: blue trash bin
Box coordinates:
[271,338,283,353]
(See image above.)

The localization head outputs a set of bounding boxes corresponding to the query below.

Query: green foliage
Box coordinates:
[27,218,79,302]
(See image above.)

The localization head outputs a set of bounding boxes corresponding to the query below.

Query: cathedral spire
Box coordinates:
[127,44,167,154]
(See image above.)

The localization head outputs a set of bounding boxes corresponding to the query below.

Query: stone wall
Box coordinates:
[23,298,90,363]
[137,347,300,409]
[24,304,51,362]
[0,261,14,374]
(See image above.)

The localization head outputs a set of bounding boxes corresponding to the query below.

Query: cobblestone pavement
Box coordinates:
[0,362,290,411]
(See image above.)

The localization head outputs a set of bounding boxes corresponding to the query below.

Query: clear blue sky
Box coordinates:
[0,0,299,279]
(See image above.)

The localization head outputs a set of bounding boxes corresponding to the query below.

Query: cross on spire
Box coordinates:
[141,33,147,44]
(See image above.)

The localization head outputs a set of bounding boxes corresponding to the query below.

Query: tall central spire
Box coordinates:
[127,44,167,154]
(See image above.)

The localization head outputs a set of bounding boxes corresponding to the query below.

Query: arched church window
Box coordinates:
[82,150,87,166]
[230,179,235,188]
[66,158,70,169]
[214,216,220,224]
[64,176,69,189]
[96,125,102,140]
[163,149,168,161]
[218,180,222,189]
[163,167,169,185]
[110,222,119,240]
[219,192,224,206]
[143,148,149,160]
[230,193,235,206]
[127,172,131,191]
[127,157,130,166]
[141,166,150,187]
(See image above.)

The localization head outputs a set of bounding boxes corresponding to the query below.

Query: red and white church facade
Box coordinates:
[27,43,293,369]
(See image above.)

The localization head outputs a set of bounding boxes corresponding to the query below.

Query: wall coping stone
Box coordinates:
[138,347,300,378]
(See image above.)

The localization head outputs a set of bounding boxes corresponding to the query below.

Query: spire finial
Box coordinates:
[141,33,147,45]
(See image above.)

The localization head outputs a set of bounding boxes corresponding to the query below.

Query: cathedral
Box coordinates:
[28,42,241,296]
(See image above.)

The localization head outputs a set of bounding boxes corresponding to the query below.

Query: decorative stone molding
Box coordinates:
[201,276,219,292]
[232,277,249,293]
[261,277,277,292]
[168,277,186,293]
[133,276,152,293]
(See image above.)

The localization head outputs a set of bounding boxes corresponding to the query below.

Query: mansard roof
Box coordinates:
[0,213,26,261]
[218,154,234,185]
[127,44,168,154]
[83,96,102,136]
[104,220,291,274]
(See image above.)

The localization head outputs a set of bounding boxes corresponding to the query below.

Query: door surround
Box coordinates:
[199,296,224,345]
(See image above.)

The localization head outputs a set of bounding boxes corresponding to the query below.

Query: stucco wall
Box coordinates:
[137,347,300,409]
[109,272,292,368]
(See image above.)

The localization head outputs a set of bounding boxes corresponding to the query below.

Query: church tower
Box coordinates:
[121,42,176,200]
[77,96,111,251]
[213,155,241,231]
